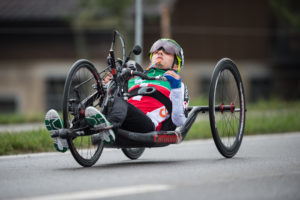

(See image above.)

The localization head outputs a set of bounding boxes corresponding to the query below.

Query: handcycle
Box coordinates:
[52,31,246,167]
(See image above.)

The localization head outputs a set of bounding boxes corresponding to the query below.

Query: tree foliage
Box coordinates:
[73,0,133,30]
[269,0,300,30]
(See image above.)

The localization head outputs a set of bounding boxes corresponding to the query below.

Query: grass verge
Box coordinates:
[0,113,44,125]
[0,129,54,155]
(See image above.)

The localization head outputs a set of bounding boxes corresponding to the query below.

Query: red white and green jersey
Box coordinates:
[128,68,188,130]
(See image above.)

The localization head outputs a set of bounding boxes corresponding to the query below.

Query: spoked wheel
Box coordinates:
[121,148,145,160]
[63,59,105,167]
[209,58,246,158]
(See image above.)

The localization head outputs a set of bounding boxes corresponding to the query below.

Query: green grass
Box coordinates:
[245,110,300,134]
[0,129,98,155]
[0,129,54,155]
[0,99,300,155]
[189,95,209,107]
[247,98,300,111]
[185,114,211,140]
[0,113,44,125]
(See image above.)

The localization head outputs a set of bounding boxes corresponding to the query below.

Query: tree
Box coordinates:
[269,0,300,30]
[71,0,133,58]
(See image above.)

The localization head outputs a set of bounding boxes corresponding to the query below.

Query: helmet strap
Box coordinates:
[171,55,177,72]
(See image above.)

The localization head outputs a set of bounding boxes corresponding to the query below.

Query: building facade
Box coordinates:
[0,0,299,114]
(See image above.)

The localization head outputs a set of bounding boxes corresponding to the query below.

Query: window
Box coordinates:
[0,97,17,113]
[45,77,65,111]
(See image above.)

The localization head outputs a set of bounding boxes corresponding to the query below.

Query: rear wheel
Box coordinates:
[121,148,145,160]
[209,58,246,158]
[62,59,105,167]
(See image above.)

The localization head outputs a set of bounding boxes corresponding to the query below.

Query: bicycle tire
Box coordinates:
[121,148,145,160]
[209,58,246,158]
[62,59,104,167]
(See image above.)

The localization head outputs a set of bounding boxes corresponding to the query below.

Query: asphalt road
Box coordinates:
[0,133,300,200]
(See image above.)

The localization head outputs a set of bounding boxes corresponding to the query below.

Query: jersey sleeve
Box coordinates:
[169,82,189,127]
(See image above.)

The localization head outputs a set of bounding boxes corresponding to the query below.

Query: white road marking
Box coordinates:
[14,184,173,200]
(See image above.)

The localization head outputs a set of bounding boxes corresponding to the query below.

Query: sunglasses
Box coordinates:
[149,40,180,56]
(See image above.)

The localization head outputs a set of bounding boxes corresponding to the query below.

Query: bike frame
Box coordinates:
[54,31,238,149]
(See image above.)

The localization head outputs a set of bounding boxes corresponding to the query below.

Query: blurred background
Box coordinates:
[0,0,299,115]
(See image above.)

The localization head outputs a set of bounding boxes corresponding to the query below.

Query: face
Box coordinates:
[150,49,178,71]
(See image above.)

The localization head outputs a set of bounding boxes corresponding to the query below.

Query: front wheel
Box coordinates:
[209,58,246,158]
[62,59,105,167]
[121,148,145,160]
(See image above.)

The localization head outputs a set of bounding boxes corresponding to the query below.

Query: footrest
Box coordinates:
[50,129,71,139]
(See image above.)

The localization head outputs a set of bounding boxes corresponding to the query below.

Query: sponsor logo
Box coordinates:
[134,78,145,84]
[153,132,181,143]
[159,107,168,118]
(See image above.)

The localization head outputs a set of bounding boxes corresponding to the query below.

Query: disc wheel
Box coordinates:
[62,59,105,167]
[209,58,246,158]
[121,148,145,160]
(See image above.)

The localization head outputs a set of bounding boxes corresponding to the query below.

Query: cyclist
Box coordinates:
[45,38,189,152]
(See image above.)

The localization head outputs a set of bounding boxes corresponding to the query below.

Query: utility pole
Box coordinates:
[161,4,171,38]
[135,0,143,64]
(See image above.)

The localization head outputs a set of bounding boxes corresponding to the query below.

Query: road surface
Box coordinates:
[0,133,299,200]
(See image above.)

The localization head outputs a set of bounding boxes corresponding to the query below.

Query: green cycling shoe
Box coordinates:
[85,106,115,144]
[45,109,68,152]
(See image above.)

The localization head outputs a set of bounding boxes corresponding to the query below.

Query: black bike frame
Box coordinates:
[55,31,237,149]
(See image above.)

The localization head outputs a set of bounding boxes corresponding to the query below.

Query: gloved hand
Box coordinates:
[164,71,181,89]
[126,60,137,71]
